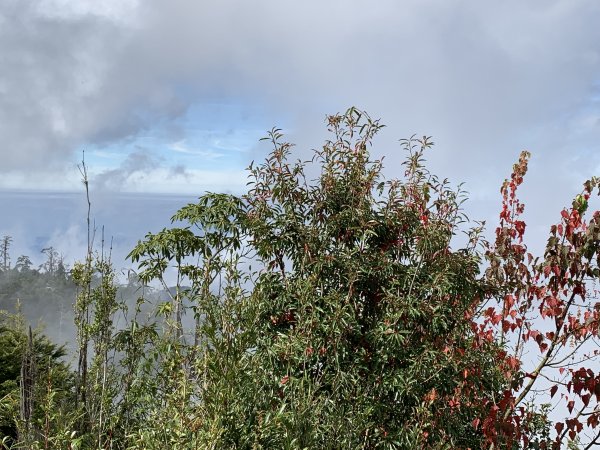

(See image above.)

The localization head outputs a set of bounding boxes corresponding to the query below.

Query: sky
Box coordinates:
[1,0,600,269]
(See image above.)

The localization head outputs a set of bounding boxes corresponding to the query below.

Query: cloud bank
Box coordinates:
[0,0,599,230]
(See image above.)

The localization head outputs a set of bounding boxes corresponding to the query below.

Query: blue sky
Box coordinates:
[82,102,272,194]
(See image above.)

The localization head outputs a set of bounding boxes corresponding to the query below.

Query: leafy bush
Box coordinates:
[0,311,74,448]
[129,108,508,448]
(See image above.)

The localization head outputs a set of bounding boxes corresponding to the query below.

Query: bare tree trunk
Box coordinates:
[76,153,93,430]
[19,326,36,444]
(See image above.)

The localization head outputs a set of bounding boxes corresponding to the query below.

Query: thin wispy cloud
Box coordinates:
[168,141,225,159]
[92,150,161,191]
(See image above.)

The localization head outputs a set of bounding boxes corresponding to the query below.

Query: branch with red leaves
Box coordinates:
[480,151,600,447]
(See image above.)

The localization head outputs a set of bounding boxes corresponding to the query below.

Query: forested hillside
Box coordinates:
[0,245,75,341]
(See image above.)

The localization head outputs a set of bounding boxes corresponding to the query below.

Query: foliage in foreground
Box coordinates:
[139,112,509,448]
[0,311,74,448]
[2,108,600,448]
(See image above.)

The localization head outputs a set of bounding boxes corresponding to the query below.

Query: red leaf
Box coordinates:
[555,422,564,434]
[582,393,591,407]
[515,220,526,238]
[504,294,515,309]
[506,356,520,370]
[567,400,575,414]
[550,385,558,398]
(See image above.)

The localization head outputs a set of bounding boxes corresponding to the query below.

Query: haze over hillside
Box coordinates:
[1,190,199,270]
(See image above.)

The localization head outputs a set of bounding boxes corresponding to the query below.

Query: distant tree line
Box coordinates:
[0,239,68,276]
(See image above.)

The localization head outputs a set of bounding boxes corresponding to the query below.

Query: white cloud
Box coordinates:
[0,169,81,192]
[168,141,225,159]
[110,167,248,194]
[34,0,140,24]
